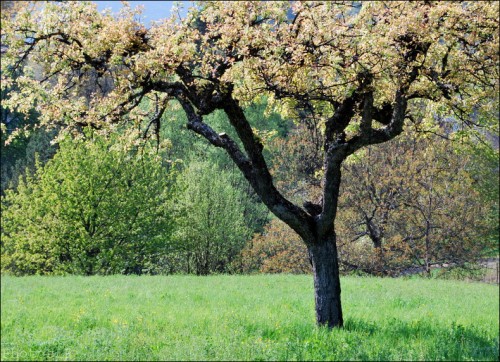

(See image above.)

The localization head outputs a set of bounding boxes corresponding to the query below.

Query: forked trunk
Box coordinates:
[307,233,343,328]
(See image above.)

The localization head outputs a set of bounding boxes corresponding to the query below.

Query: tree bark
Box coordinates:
[307,232,343,328]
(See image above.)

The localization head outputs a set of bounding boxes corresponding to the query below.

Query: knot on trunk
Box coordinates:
[304,201,322,216]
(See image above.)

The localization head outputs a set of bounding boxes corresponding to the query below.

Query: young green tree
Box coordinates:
[172,160,257,275]
[1,1,498,328]
[1,131,175,275]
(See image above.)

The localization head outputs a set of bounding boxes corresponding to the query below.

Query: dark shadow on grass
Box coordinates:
[344,317,498,360]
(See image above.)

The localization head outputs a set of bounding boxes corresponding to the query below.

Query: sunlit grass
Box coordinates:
[1,275,498,361]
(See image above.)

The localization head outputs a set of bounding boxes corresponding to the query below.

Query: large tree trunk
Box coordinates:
[307,232,343,328]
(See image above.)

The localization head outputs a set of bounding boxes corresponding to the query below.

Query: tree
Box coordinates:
[172,160,257,275]
[337,129,495,276]
[1,131,175,275]
[1,1,498,328]
[1,126,58,193]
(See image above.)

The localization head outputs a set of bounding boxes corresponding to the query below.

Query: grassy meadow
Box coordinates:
[1,275,498,361]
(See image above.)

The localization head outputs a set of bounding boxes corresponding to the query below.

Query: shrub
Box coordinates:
[1,131,176,275]
[240,219,311,274]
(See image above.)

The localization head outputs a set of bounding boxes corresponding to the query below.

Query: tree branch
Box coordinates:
[222,97,316,242]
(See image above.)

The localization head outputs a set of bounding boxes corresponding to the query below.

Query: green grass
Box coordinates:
[1,275,498,361]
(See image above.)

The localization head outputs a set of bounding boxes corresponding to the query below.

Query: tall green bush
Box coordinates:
[1,131,176,275]
[171,161,258,275]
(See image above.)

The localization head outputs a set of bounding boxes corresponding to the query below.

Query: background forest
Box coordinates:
[2,95,498,277]
[0,0,498,279]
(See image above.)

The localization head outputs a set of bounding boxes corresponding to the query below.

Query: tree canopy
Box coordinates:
[2,2,497,240]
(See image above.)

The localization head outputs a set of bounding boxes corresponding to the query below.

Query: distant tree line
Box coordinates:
[2,100,497,276]
[1,2,497,278]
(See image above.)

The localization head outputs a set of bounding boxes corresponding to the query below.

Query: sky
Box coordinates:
[94,1,192,25]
